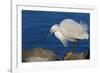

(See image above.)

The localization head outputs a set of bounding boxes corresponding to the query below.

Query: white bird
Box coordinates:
[48,19,89,48]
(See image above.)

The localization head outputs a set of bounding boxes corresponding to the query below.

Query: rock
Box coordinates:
[64,52,86,60]
[22,48,59,62]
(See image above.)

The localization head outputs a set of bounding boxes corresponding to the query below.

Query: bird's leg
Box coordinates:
[72,40,78,53]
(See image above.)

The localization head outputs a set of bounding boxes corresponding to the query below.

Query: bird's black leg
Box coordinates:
[72,40,79,53]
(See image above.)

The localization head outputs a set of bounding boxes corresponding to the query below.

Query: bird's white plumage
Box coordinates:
[49,19,89,47]
[60,19,88,40]
[54,31,68,47]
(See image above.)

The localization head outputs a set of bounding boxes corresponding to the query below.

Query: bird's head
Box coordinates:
[50,24,59,33]
[48,24,59,37]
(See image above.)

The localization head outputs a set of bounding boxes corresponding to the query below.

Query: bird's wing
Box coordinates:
[60,19,87,39]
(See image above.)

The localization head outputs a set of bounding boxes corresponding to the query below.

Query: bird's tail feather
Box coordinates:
[80,21,88,31]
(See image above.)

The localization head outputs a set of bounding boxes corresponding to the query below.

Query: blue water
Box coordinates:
[22,10,90,59]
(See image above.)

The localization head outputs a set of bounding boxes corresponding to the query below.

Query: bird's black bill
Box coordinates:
[47,32,53,37]
[43,32,53,40]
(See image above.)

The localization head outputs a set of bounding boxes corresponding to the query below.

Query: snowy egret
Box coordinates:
[48,19,89,49]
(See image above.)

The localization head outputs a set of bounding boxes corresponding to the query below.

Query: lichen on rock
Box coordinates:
[64,52,86,60]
